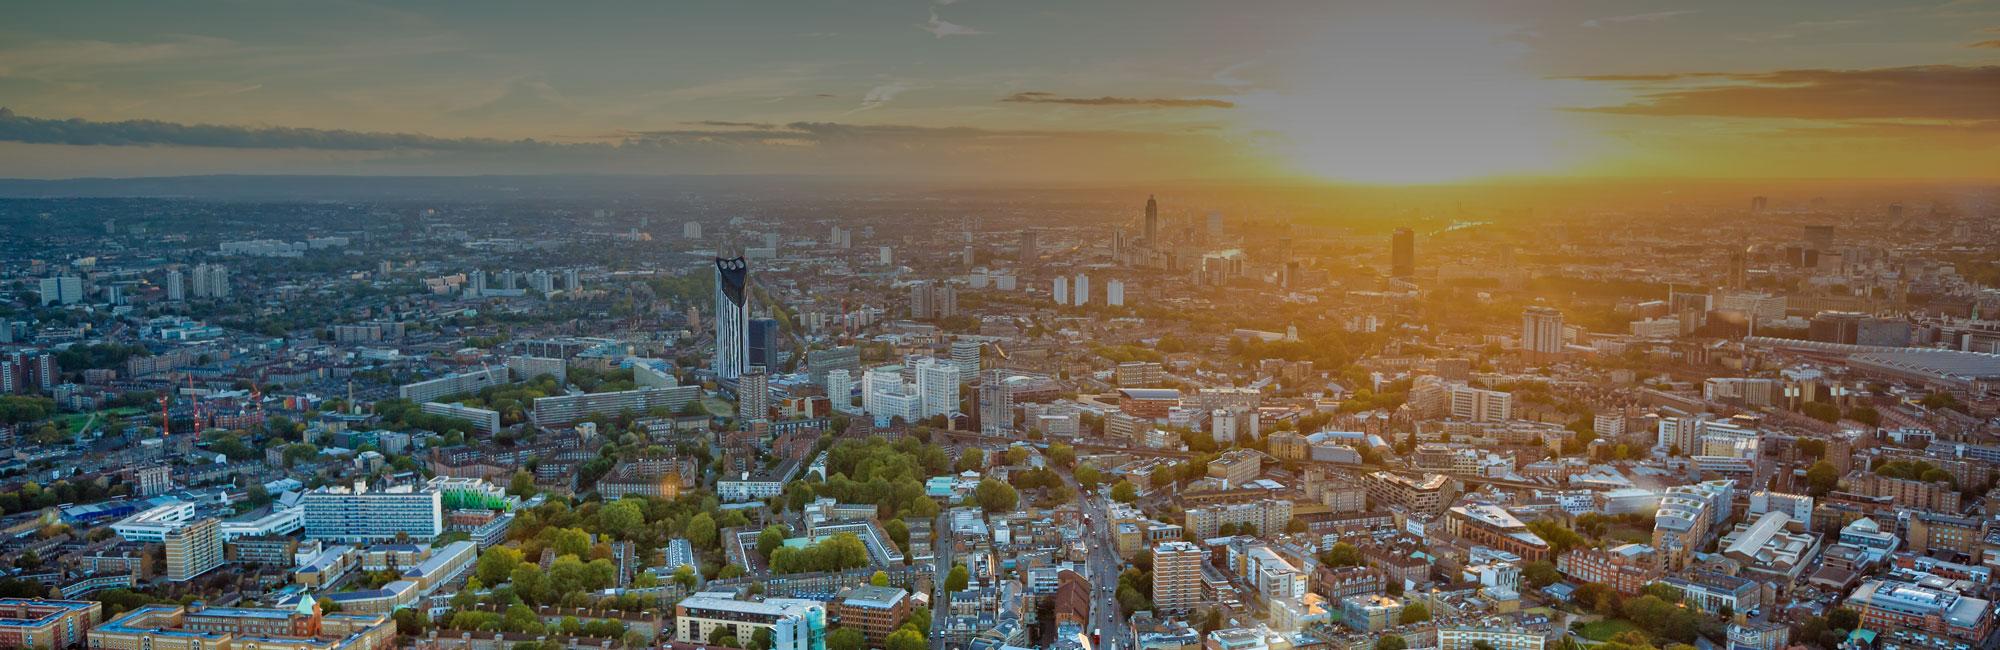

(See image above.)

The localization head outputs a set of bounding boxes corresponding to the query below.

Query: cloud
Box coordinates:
[686,120,779,129]
[0,109,1279,182]
[1582,10,1696,28]
[921,8,984,38]
[1000,92,1235,108]
[852,82,916,113]
[1570,65,2000,121]
[1972,39,2000,48]
[0,106,571,152]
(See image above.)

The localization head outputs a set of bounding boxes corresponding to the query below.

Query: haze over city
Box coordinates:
[1,6,2000,650]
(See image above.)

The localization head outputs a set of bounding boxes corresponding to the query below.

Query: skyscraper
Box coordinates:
[1144,195,1159,243]
[915,359,959,419]
[1391,228,1415,278]
[1073,273,1090,306]
[1750,196,1768,213]
[1522,306,1565,362]
[714,256,751,380]
[1053,276,1068,305]
[748,318,779,369]
[1106,280,1125,307]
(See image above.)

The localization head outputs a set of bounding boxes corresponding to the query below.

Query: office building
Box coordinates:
[112,502,198,543]
[674,596,827,650]
[1444,504,1550,561]
[1448,385,1512,422]
[1341,594,1403,633]
[165,517,225,582]
[808,346,861,387]
[1153,541,1202,613]
[1522,306,1564,361]
[714,256,752,380]
[748,318,780,368]
[0,599,100,649]
[301,482,444,543]
[1848,578,1994,643]
[830,586,910,646]
[1117,362,1166,387]
[1390,228,1414,277]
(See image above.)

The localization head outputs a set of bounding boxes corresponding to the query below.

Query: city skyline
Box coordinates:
[1,1,1996,184]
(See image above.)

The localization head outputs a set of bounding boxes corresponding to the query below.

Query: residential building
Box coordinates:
[1154,542,1204,613]
[831,585,910,645]
[0,599,100,649]
[165,518,224,582]
[674,596,827,650]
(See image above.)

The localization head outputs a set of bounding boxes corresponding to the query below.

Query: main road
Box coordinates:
[1069,470,1133,650]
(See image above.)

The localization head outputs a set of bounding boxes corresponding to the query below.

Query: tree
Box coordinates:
[1398,602,1430,625]
[1376,636,1408,650]
[1074,465,1104,489]
[829,628,867,650]
[393,608,430,635]
[956,448,986,473]
[1472,642,1496,650]
[1826,608,1859,633]
[1806,461,1840,496]
[687,512,719,550]
[1522,561,1560,588]
[1049,443,1076,468]
[909,606,932,634]
[750,628,775,650]
[946,563,970,591]
[871,570,890,587]
[975,478,1017,513]
[508,470,538,498]
[476,546,525,585]
[884,518,910,550]
[599,499,645,540]
[886,628,928,650]
[1111,480,1138,503]
[1321,542,1361,567]
[758,525,789,558]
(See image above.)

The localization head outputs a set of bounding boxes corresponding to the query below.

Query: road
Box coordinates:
[931,510,953,650]
[1069,470,1132,650]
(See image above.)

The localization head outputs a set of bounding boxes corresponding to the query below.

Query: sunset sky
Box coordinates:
[1,0,1996,184]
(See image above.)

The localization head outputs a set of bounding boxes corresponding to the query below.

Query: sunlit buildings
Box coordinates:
[1521,306,1564,361]
[90,602,395,650]
[0,599,100,649]
[301,482,444,543]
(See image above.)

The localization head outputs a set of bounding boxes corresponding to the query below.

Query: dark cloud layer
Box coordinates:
[1000,91,1234,108]
[1572,65,2000,121]
[0,107,562,152]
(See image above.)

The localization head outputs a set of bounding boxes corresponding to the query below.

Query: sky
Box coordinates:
[0,0,1996,184]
